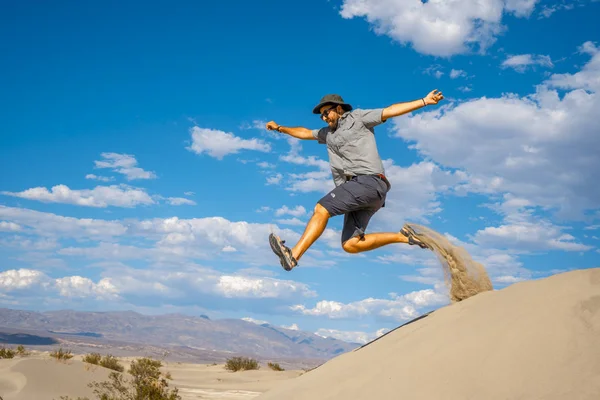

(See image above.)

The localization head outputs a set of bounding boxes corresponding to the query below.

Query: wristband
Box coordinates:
[422,98,427,106]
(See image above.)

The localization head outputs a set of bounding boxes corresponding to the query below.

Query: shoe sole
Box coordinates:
[269,234,294,271]
[401,225,432,250]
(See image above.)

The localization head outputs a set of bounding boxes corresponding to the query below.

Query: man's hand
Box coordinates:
[266,121,280,131]
[424,89,444,105]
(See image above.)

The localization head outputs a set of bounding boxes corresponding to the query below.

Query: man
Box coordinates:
[266,90,444,271]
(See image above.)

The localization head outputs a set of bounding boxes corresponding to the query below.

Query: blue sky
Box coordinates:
[1,0,599,344]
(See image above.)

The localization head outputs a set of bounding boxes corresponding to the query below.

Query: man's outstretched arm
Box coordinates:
[266,121,316,140]
[381,89,444,122]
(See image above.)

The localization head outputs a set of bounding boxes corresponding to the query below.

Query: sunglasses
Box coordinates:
[321,105,337,119]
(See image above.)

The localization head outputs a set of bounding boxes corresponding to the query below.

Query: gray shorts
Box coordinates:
[318,175,391,244]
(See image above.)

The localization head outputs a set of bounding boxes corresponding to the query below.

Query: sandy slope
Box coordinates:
[0,353,303,400]
[256,268,600,400]
[0,356,113,400]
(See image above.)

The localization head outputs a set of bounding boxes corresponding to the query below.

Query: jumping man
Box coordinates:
[266,90,444,271]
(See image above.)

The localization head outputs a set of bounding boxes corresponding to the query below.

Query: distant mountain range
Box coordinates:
[0,308,358,360]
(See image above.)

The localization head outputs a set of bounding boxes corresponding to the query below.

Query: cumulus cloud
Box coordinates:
[1,184,155,208]
[339,0,540,56]
[501,54,554,72]
[544,41,600,92]
[0,263,319,311]
[316,327,388,344]
[275,205,307,217]
[216,275,316,299]
[187,126,271,160]
[391,43,600,221]
[93,152,157,181]
[291,287,448,322]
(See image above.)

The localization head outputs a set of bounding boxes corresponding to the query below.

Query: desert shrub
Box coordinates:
[89,357,180,400]
[16,345,29,356]
[99,354,124,372]
[50,347,73,361]
[267,362,284,371]
[0,347,15,359]
[224,356,259,372]
[83,352,102,365]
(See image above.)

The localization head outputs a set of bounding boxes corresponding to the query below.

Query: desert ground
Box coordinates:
[0,352,304,400]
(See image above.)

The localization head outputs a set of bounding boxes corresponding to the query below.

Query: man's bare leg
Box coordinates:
[342,231,410,253]
[291,203,330,261]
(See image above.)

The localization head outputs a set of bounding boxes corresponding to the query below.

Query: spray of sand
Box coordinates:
[407,223,494,302]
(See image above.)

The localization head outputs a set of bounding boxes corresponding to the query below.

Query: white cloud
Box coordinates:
[544,41,600,92]
[85,174,115,182]
[291,288,447,322]
[339,0,540,57]
[242,317,269,325]
[257,161,275,169]
[391,44,600,220]
[275,205,307,217]
[0,221,21,232]
[0,269,50,291]
[275,218,306,227]
[281,323,299,330]
[187,126,271,160]
[55,276,118,299]
[315,328,388,344]
[423,65,444,79]
[473,220,592,252]
[216,275,316,299]
[0,205,127,240]
[167,197,197,206]
[450,69,468,79]
[1,184,155,208]
[93,153,157,181]
[266,173,283,185]
[537,1,575,18]
[501,54,554,72]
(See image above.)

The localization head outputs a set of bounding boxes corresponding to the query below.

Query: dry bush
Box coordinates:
[83,352,102,365]
[50,347,73,361]
[267,362,284,371]
[224,356,260,372]
[89,357,181,400]
[0,347,15,359]
[99,354,124,372]
[16,345,29,356]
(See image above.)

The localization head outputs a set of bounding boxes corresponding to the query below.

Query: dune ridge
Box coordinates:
[256,268,600,400]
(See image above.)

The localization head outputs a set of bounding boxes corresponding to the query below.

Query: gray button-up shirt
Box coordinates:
[312,108,387,187]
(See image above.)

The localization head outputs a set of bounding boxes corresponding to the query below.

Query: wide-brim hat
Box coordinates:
[312,94,353,114]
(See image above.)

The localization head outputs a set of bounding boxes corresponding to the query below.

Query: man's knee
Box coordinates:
[314,203,331,218]
[342,237,360,253]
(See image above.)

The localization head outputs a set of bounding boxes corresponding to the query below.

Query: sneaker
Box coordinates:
[400,225,433,250]
[269,233,298,271]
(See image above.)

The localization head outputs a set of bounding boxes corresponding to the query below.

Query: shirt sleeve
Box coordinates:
[312,127,328,144]
[354,108,386,129]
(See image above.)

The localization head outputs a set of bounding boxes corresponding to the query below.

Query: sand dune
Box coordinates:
[0,354,303,400]
[256,268,600,400]
[0,356,113,400]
